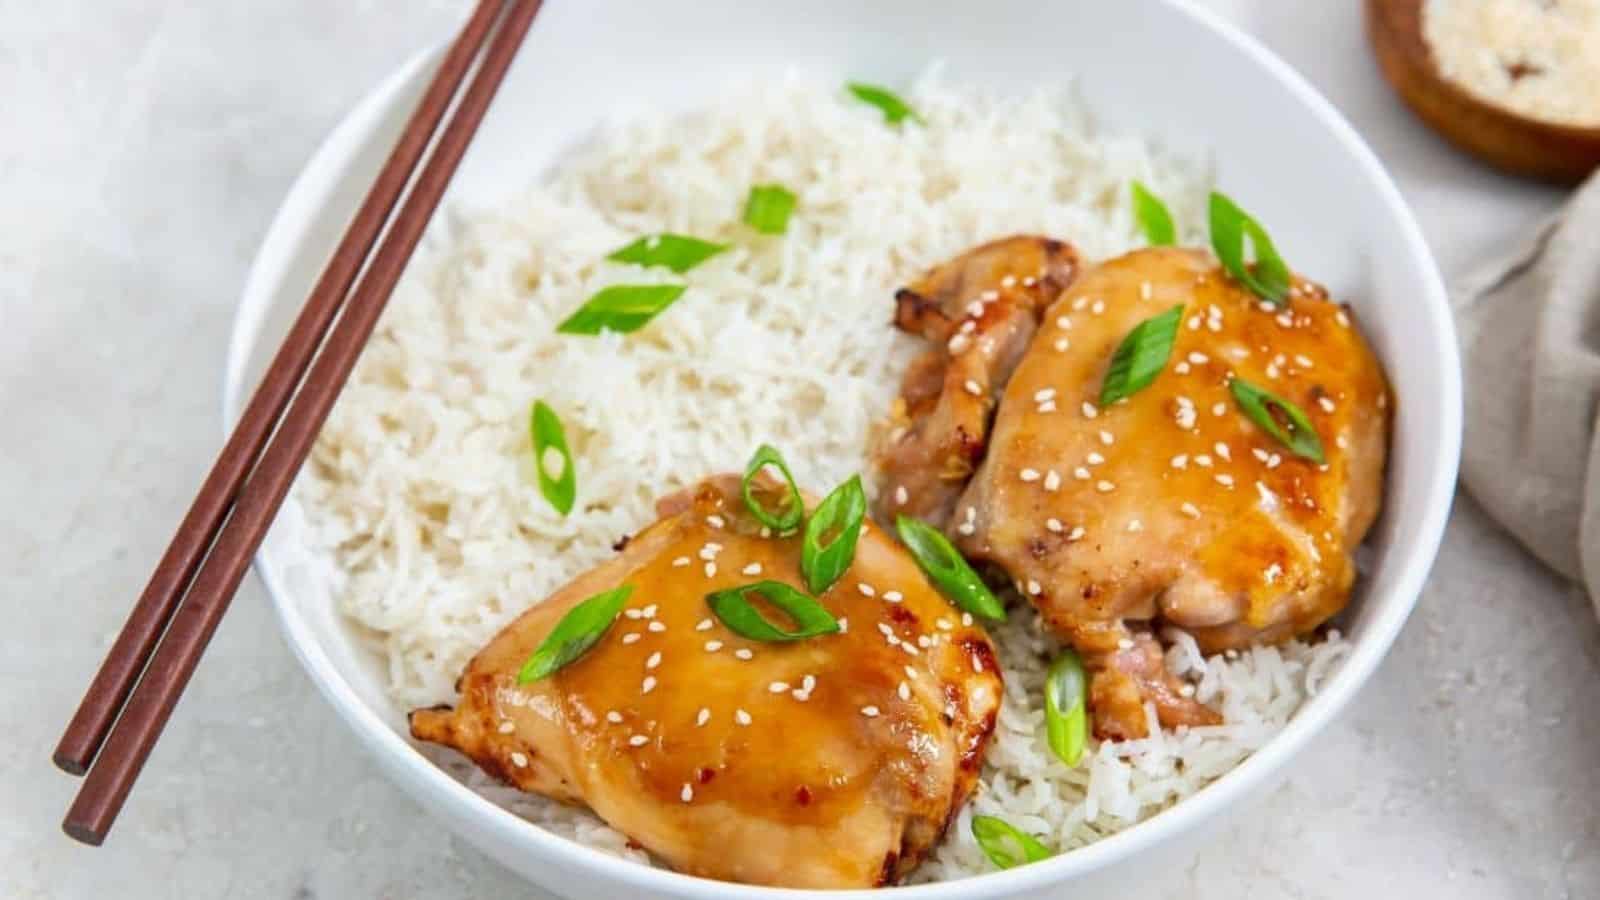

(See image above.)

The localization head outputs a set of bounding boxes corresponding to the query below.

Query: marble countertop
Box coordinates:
[3,2,1595,897]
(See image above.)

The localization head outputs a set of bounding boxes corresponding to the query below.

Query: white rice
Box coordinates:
[299,70,1349,881]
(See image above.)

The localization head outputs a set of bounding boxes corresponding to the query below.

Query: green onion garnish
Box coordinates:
[743,184,797,235]
[530,401,576,516]
[706,580,841,642]
[741,444,803,534]
[607,234,728,274]
[1208,191,1291,305]
[1130,181,1176,246]
[516,585,632,683]
[846,82,921,125]
[1229,377,1326,464]
[1044,649,1088,767]
[800,475,866,595]
[894,516,1005,621]
[556,284,687,335]
[970,815,1053,870]
[1099,304,1185,406]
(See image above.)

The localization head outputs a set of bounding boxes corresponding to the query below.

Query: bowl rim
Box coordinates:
[224,2,1462,896]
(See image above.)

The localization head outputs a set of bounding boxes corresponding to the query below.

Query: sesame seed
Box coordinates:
[1140,281,1153,300]
[1180,684,1196,698]
[648,621,667,633]
[1215,474,1235,487]
[706,514,725,529]
[704,562,717,577]
[1171,454,1188,469]
[1318,396,1336,413]
[936,618,954,631]
[641,604,658,618]
[877,623,894,636]
[958,521,976,536]
[621,633,641,644]
[696,618,713,631]
[981,289,999,301]
[735,709,752,726]
[1127,519,1143,532]
[641,676,658,694]
[1002,275,1018,288]
[948,333,971,353]
[498,721,515,734]
[740,562,762,576]
[1086,452,1105,465]
[1054,338,1070,352]
[1294,354,1314,368]
[1046,518,1064,533]
[1188,315,1201,330]
[1181,502,1201,519]
[858,582,876,597]
[1256,481,1277,507]
[1264,562,1283,584]
[962,612,974,626]
[1026,580,1042,595]
[1056,315,1073,329]
[1196,454,1213,467]
[960,320,977,334]
[606,711,624,724]
[1072,296,1089,311]
[838,617,849,632]
[1020,468,1041,482]
[967,300,986,317]
[1214,442,1231,461]
[1276,312,1294,328]
[898,681,912,701]
[901,642,919,657]
[1037,400,1057,413]
[1174,362,1192,375]
[1067,526,1086,541]
[1096,480,1115,492]
[1212,402,1227,416]
[681,784,694,803]
[1336,435,1349,450]
[1100,430,1114,445]
[624,609,642,620]
[1090,300,1105,315]
[769,681,790,693]
[672,556,690,567]
[964,379,982,397]
[894,485,909,505]
[511,752,528,768]
[1043,469,1062,491]
[1336,310,1351,327]
[696,708,710,727]
[698,546,719,560]
[1023,275,1038,287]
[861,705,880,718]
[704,640,723,652]
[1188,351,1208,364]
[1268,453,1282,468]
[646,651,662,670]
[1081,401,1099,419]
[883,590,903,603]
[1117,638,1134,650]
[628,735,648,747]
[734,648,754,660]
[1034,388,1057,402]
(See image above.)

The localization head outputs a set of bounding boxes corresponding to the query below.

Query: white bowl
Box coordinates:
[224,1,1461,896]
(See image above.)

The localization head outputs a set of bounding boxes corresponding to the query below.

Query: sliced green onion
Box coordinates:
[1099,304,1184,406]
[706,580,840,642]
[743,184,797,235]
[1208,191,1291,305]
[530,401,576,515]
[556,284,687,335]
[1229,377,1326,464]
[846,81,921,125]
[801,475,866,595]
[607,234,728,274]
[970,816,1053,870]
[1130,181,1176,246]
[894,516,1005,621]
[1044,650,1088,767]
[741,444,803,533]
[517,585,633,683]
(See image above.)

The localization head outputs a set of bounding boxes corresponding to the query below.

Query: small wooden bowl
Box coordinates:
[1365,0,1600,184]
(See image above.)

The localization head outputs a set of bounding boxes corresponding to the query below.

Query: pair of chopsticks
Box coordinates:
[53,0,542,845]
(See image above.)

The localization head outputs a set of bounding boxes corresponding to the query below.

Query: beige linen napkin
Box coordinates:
[1455,171,1600,606]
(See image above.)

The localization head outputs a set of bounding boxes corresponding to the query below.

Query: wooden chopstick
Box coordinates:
[60,0,542,845]
[51,0,508,780]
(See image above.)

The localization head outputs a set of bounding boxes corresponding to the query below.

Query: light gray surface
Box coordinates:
[1,1,1594,898]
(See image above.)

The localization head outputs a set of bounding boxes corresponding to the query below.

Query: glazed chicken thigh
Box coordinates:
[949,246,1389,739]
[875,236,1080,529]
[411,475,1002,888]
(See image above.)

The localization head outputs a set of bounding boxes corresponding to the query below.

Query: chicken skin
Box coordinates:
[949,246,1389,739]
[875,236,1080,529]
[410,474,1002,889]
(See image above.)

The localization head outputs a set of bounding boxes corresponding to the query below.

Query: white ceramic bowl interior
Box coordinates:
[224,1,1461,897]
